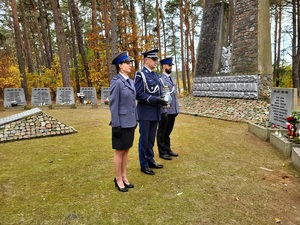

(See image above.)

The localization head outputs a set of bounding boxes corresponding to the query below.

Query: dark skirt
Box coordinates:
[112,127,136,150]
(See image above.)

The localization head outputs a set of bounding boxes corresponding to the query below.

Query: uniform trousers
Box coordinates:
[138,120,158,167]
[157,114,177,156]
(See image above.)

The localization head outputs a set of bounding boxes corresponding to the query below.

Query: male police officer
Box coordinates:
[157,57,179,160]
[134,48,168,175]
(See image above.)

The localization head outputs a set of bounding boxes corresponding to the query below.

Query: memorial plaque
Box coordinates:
[79,87,98,104]
[56,87,75,105]
[31,88,51,106]
[101,87,110,104]
[4,88,26,107]
[193,75,259,99]
[269,88,297,128]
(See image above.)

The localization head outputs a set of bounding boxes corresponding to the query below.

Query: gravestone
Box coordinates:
[56,87,75,105]
[79,87,98,105]
[4,88,26,107]
[269,88,297,128]
[101,87,110,104]
[31,88,51,106]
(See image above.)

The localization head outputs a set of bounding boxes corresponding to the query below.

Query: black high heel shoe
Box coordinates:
[123,181,134,188]
[114,178,128,192]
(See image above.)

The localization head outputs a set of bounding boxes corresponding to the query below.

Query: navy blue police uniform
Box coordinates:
[134,49,167,175]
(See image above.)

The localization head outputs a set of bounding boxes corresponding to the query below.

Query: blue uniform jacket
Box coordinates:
[109,74,138,128]
[159,73,180,115]
[134,67,163,121]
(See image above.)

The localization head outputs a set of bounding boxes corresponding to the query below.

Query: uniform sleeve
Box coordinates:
[109,78,121,127]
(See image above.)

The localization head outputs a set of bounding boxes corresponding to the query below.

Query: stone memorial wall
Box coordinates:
[4,88,26,107]
[269,88,297,128]
[56,87,75,105]
[31,88,51,106]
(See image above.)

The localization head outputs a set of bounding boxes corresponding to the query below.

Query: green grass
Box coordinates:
[1,107,300,224]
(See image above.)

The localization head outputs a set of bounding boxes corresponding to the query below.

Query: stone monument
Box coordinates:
[269,88,298,128]
[194,0,272,100]
[56,87,75,105]
[4,88,26,107]
[101,87,110,104]
[79,87,98,105]
[31,88,52,106]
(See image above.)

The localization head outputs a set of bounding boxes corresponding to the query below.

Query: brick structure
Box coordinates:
[195,0,272,100]
[0,108,77,142]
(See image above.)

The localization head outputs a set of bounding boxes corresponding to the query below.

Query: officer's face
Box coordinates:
[119,61,132,74]
[145,57,158,70]
[163,64,172,74]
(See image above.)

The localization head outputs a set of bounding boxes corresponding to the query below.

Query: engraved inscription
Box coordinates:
[269,88,296,128]
[192,75,258,99]
[4,88,26,107]
[56,87,75,105]
[79,87,98,104]
[31,88,51,106]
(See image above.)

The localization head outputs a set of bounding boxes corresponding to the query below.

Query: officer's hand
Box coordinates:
[157,97,168,106]
[112,126,122,138]
[161,112,168,118]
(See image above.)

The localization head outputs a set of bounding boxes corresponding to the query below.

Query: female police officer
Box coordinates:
[110,51,138,192]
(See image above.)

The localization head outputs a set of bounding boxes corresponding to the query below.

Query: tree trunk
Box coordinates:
[156,0,161,55]
[171,20,180,94]
[273,4,278,85]
[160,7,167,58]
[69,0,80,94]
[49,0,71,87]
[11,0,29,99]
[91,0,100,66]
[129,0,140,70]
[297,0,300,96]
[111,0,118,79]
[103,0,113,81]
[179,0,187,91]
[276,0,282,87]
[38,0,52,69]
[20,0,35,73]
[29,0,47,70]
[70,0,92,87]
[292,0,299,96]
[184,0,191,92]
[142,0,148,44]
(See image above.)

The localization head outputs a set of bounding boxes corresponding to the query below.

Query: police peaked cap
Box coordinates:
[142,48,159,58]
[112,51,133,65]
[160,57,174,65]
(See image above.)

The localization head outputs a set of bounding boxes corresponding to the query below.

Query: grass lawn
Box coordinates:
[1,106,300,224]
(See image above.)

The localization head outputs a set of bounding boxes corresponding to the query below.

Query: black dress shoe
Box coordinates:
[168,151,178,157]
[160,154,172,160]
[149,162,164,169]
[141,167,155,175]
[123,181,134,188]
[114,178,128,192]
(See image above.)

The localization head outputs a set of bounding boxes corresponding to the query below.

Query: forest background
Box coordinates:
[0,0,298,102]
